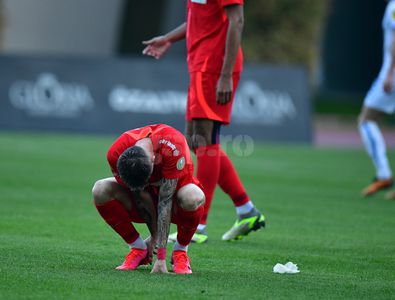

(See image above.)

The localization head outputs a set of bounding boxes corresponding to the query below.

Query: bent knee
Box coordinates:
[177,184,205,211]
[92,179,115,205]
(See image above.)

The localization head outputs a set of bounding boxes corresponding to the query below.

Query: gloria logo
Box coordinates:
[109,85,186,114]
[233,81,297,125]
[9,73,94,117]
[108,81,297,125]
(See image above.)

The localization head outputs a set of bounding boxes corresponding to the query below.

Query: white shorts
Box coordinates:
[364,78,395,114]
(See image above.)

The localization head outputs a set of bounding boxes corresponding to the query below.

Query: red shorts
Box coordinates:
[186,72,241,125]
[126,174,201,225]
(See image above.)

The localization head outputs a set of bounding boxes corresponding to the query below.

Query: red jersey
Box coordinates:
[107,124,194,188]
[186,0,244,74]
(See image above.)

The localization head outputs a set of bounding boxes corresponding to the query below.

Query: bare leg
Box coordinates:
[92,177,132,211]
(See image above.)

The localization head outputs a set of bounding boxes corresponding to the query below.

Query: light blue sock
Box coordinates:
[359,121,392,179]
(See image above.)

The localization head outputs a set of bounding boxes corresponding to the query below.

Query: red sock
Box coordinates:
[95,200,139,244]
[176,205,204,246]
[218,149,250,207]
[195,144,221,224]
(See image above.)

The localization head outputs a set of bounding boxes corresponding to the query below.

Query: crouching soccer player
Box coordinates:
[92,124,205,274]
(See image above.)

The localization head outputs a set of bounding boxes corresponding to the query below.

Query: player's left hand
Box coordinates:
[151,260,169,274]
[384,75,393,94]
[216,74,233,105]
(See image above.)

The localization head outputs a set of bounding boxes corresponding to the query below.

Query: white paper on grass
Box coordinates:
[273,262,300,274]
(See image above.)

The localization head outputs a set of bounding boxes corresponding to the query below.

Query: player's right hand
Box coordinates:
[142,36,171,59]
[216,74,233,105]
[151,259,169,274]
[144,236,157,261]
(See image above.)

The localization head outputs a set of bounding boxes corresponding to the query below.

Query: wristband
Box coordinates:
[157,248,166,260]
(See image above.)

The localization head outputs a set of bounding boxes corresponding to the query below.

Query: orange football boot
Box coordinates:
[362,178,393,197]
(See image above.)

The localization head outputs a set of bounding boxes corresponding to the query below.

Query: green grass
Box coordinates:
[1,132,395,300]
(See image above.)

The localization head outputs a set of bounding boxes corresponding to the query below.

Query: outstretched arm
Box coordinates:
[142,23,186,59]
[151,178,178,274]
[217,4,244,105]
[384,30,395,93]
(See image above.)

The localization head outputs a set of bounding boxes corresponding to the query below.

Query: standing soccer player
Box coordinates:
[359,0,395,197]
[142,0,265,242]
[92,124,205,274]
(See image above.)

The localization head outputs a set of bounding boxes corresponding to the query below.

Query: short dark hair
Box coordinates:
[117,146,152,190]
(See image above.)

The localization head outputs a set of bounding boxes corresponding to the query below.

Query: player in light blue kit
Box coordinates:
[359,0,395,197]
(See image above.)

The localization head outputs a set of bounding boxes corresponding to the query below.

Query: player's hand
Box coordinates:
[216,74,233,105]
[151,260,169,274]
[142,36,171,59]
[144,236,158,261]
[384,74,394,94]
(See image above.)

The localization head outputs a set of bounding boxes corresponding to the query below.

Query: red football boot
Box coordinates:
[171,250,192,274]
[116,248,151,270]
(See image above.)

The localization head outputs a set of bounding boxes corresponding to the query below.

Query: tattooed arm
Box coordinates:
[156,178,177,248]
[151,178,178,274]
